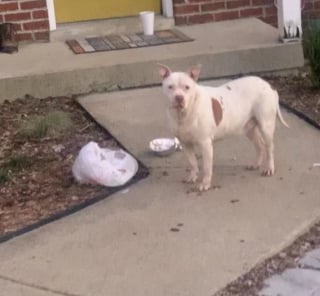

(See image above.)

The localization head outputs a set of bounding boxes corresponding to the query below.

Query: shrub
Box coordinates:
[303,20,320,88]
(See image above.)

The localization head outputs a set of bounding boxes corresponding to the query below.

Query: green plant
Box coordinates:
[303,21,320,88]
[0,155,31,184]
[0,170,9,184]
[20,110,72,139]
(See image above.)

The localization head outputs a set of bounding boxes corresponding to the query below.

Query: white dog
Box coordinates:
[158,64,289,191]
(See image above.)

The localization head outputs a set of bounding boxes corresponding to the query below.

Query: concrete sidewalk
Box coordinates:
[0,80,319,296]
[0,18,303,102]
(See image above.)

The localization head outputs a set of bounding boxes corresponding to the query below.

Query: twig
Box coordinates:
[79,123,92,132]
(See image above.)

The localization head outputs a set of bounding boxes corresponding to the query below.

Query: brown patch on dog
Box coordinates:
[226,85,232,90]
[211,98,223,126]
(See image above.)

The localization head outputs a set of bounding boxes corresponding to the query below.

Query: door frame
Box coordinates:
[46,0,57,31]
[47,0,173,31]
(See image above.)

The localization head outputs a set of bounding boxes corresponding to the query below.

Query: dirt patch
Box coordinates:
[266,69,320,127]
[0,96,148,238]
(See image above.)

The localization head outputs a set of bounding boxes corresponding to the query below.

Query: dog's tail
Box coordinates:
[274,89,289,128]
[277,104,289,128]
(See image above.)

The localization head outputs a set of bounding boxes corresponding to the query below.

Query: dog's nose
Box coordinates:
[175,95,184,104]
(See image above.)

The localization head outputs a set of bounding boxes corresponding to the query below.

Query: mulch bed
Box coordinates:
[266,70,320,128]
[0,95,148,240]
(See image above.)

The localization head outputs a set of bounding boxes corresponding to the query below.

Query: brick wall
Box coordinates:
[173,0,320,27]
[303,0,320,21]
[0,0,49,42]
[1,0,319,43]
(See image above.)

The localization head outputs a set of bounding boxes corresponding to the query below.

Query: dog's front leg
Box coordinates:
[198,139,213,191]
[183,143,199,184]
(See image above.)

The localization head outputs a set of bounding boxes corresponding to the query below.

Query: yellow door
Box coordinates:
[54,0,161,23]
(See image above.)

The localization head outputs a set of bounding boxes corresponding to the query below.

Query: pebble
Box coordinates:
[52,144,65,153]
[279,252,287,259]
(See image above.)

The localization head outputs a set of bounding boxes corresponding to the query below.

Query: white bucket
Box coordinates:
[139,11,155,35]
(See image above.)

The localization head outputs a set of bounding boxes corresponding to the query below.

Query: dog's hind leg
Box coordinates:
[245,119,265,170]
[258,120,276,176]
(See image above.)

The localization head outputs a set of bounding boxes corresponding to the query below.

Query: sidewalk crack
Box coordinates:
[0,274,86,296]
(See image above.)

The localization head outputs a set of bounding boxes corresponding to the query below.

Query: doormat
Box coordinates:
[66,29,194,54]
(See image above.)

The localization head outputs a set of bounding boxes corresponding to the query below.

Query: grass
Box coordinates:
[2,111,72,183]
[20,110,72,139]
[303,20,320,88]
[0,155,31,184]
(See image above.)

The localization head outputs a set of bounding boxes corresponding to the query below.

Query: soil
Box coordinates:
[0,70,319,295]
[0,95,147,237]
[266,70,320,127]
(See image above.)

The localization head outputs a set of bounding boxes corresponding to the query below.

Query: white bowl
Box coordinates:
[149,138,177,156]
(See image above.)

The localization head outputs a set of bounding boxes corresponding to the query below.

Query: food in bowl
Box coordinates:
[149,138,178,156]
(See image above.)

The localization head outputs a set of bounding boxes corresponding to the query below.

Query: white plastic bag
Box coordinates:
[72,141,138,187]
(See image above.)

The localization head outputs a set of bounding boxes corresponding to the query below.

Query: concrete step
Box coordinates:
[0,17,304,102]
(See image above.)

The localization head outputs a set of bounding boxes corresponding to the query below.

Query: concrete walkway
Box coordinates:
[0,80,319,296]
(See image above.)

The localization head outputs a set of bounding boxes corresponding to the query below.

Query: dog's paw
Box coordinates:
[197,181,211,192]
[183,172,198,184]
[261,168,275,176]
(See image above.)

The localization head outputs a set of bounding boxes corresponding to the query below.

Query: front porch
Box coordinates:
[0,17,303,102]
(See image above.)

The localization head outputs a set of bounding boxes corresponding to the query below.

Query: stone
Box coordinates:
[300,248,320,269]
[259,268,320,296]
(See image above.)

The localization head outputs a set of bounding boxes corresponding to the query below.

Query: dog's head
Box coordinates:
[158,64,201,111]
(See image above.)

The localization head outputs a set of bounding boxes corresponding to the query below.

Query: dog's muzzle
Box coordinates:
[174,95,185,108]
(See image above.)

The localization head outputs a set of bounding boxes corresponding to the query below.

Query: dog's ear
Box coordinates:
[187,64,202,81]
[157,63,171,80]
[211,98,223,126]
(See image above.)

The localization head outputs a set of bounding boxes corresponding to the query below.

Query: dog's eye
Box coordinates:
[168,85,174,90]
[185,85,190,90]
